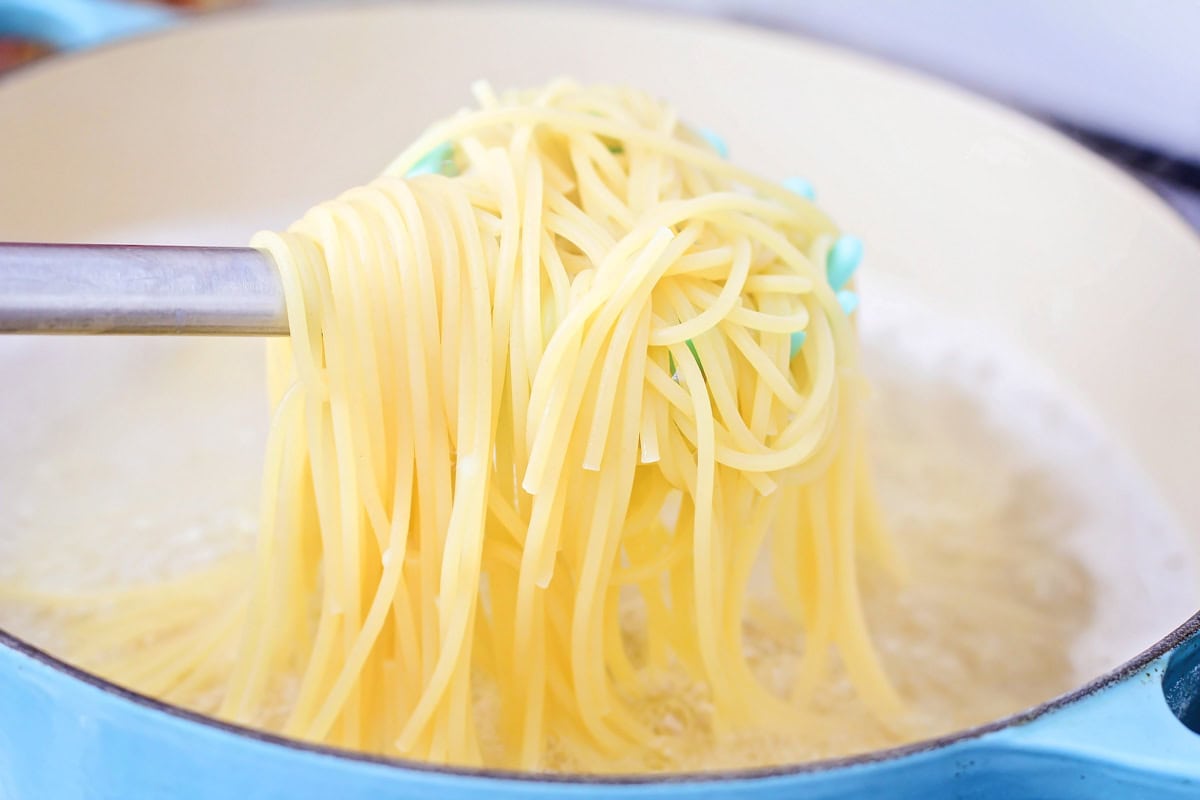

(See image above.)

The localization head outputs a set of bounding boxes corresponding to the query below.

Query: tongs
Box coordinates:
[0,242,287,335]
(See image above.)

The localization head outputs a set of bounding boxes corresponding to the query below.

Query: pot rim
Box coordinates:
[3,612,1198,784]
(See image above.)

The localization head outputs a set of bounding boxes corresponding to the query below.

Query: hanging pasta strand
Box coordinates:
[48,79,899,771]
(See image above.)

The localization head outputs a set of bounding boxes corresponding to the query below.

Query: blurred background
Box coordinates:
[2,0,1198,227]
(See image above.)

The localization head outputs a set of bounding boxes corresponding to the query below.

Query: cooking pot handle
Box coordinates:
[0,0,173,50]
[987,618,1200,791]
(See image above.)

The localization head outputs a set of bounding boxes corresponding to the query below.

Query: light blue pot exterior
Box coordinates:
[0,0,171,50]
[1,2,1199,797]
[1,617,1199,798]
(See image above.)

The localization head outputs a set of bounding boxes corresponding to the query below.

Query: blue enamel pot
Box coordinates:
[1,1,1199,797]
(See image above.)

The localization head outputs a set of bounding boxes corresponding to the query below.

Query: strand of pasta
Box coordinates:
[49,80,900,771]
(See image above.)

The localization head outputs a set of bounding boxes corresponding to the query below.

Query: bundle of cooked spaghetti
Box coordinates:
[50,80,902,770]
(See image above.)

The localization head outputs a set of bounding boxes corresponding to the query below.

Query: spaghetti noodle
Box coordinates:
[50,80,901,770]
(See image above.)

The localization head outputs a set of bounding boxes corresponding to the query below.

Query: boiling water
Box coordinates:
[581,281,1198,771]
[0,280,1194,772]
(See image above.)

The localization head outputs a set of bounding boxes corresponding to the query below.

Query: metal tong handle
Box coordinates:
[0,243,288,335]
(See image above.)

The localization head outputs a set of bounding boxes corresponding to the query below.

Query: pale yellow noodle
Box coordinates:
[36,81,900,771]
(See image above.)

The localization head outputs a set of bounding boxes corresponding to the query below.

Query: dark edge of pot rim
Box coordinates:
[2,0,1200,787]
[2,611,1198,785]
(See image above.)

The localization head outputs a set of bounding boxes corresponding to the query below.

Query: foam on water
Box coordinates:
[859,275,1198,682]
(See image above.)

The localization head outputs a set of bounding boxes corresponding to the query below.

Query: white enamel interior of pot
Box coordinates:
[0,0,1197,735]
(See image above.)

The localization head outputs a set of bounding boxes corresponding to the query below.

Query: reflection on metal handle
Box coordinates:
[0,243,288,336]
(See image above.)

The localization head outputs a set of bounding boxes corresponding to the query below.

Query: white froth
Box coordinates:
[860,275,1199,682]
